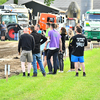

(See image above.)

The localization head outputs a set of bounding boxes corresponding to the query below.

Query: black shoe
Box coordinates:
[23,75,26,77]
[23,72,26,77]
[75,73,78,76]
[42,73,46,77]
[83,72,86,77]
[32,73,37,77]
[52,72,56,75]
[47,72,53,74]
[27,73,30,77]
[78,69,81,71]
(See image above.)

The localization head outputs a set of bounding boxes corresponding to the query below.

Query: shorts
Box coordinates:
[20,50,33,62]
[1,30,6,36]
[44,49,48,56]
[71,55,84,63]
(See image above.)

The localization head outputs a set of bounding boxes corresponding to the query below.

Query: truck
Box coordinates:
[83,9,100,42]
[1,4,30,27]
[0,9,22,40]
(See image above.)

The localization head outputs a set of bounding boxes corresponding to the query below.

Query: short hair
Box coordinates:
[50,23,55,29]
[76,26,82,33]
[55,23,58,29]
[23,27,29,33]
[30,25,35,31]
[36,24,40,29]
[46,22,50,27]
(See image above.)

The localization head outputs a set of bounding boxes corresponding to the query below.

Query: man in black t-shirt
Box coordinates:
[70,26,87,76]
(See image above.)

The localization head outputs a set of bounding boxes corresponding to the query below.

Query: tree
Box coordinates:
[44,0,55,6]
[14,0,18,4]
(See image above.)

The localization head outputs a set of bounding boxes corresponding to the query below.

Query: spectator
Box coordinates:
[30,25,47,77]
[68,29,75,72]
[60,27,67,53]
[18,27,35,77]
[43,22,52,68]
[70,26,87,76]
[1,21,7,41]
[14,25,19,41]
[47,23,62,74]
[35,24,42,34]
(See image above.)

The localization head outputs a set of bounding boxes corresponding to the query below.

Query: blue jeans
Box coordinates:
[32,53,45,74]
[14,33,18,41]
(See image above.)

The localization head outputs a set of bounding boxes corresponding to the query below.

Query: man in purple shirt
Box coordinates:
[47,23,62,74]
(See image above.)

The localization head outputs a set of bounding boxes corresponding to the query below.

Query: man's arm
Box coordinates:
[32,36,35,51]
[40,34,47,45]
[59,38,62,52]
[85,37,88,46]
[18,36,22,55]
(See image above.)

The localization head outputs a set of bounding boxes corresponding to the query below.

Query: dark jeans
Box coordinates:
[47,48,59,74]
[69,52,75,69]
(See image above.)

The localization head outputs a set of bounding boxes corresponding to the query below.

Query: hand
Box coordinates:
[44,47,46,51]
[59,49,62,52]
[18,52,20,55]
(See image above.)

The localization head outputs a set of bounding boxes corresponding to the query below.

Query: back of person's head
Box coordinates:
[55,23,58,29]
[60,27,67,35]
[46,22,50,27]
[50,23,55,29]
[23,27,29,34]
[68,29,74,38]
[30,25,35,32]
[36,24,40,29]
[76,26,82,33]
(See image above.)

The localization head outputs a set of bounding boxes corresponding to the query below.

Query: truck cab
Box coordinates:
[84,10,100,42]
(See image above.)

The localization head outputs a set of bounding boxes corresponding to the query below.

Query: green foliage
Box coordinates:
[44,0,54,6]
[0,0,7,5]
[0,48,100,100]
[14,0,18,4]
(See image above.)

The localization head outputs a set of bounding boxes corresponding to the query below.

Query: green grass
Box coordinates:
[0,48,100,100]
[0,0,7,5]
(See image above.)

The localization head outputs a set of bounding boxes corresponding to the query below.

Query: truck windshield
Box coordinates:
[17,13,28,18]
[66,19,76,26]
[2,15,17,25]
[86,14,100,20]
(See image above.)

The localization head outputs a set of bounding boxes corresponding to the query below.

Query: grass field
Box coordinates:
[0,48,100,100]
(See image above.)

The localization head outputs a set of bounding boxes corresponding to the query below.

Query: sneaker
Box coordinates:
[32,73,37,77]
[42,73,46,77]
[60,71,64,73]
[83,72,86,77]
[67,70,72,72]
[58,70,63,73]
[75,73,78,76]
[47,72,53,74]
[58,71,61,72]
[78,68,81,71]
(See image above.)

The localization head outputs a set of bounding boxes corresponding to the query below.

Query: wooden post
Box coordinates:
[6,64,8,82]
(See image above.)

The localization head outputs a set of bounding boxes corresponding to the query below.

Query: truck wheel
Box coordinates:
[6,26,15,40]
[88,39,91,42]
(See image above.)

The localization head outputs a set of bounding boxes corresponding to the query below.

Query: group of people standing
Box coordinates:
[18,22,87,77]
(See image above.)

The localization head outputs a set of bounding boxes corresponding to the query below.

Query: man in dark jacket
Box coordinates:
[18,27,35,77]
[14,25,19,41]
[30,25,47,77]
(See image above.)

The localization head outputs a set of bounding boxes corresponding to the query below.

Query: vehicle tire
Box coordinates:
[88,39,91,42]
[6,26,16,40]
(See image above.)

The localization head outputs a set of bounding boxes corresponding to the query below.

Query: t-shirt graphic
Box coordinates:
[70,34,87,56]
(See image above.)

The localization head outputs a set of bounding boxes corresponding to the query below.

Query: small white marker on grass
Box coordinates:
[5,64,10,82]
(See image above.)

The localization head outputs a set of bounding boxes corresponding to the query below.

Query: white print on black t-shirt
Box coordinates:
[76,38,85,47]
